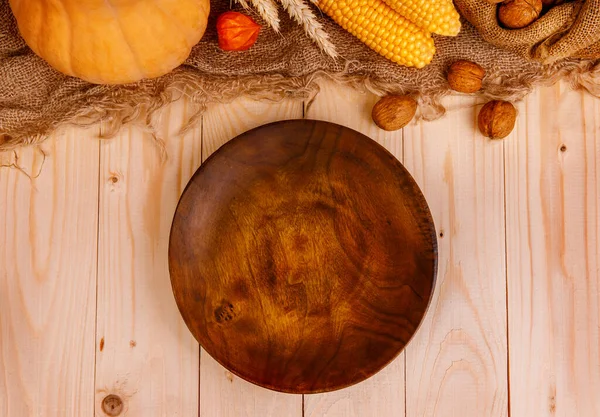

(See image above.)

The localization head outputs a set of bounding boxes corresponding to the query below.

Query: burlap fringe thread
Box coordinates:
[2,58,599,155]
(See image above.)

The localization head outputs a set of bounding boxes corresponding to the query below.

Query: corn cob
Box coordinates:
[381,0,461,36]
[318,0,436,68]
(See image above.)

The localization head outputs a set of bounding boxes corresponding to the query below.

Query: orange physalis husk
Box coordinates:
[216,11,261,51]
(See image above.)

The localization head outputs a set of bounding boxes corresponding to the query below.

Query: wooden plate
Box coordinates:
[168,119,437,394]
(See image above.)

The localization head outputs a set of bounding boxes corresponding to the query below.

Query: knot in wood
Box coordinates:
[215,302,236,323]
[102,394,124,416]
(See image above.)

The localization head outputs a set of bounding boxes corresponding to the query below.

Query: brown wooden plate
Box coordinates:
[168,119,437,394]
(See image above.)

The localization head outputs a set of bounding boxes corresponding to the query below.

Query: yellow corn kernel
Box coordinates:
[318,0,435,68]
[381,0,461,36]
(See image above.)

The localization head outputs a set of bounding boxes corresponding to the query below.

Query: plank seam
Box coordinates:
[93,125,102,415]
[503,138,512,417]
[198,113,204,417]
[401,124,407,417]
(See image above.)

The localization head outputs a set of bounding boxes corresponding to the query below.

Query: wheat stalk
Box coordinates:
[234,0,281,31]
[234,0,251,9]
[249,0,282,32]
[234,0,338,58]
[278,0,338,58]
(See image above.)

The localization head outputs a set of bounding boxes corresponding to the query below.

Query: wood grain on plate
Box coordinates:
[168,119,437,394]
[199,98,304,417]
[303,82,406,417]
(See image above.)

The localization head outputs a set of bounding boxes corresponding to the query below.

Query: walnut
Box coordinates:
[478,100,517,139]
[372,95,417,131]
[447,60,486,93]
[498,0,543,29]
[541,0,565,6]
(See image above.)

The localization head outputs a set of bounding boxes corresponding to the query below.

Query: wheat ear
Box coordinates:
[248,0,282,32]
[233,0,251,9]
[234,0,281,32]
[278,0,338,58]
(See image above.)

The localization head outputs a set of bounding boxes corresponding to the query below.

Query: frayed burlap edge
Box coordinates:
[1,58,599,153]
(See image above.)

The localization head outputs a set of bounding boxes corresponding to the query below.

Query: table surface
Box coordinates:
[1,80,599,417]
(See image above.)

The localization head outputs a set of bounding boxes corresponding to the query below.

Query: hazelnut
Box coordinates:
[372,95,417,131]
[447,60,485,93]
[478,100,517,139]
[498,0,542,29]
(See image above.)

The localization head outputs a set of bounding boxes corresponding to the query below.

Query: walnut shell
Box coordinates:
[541,0,565,6]
[447,60,486,93]
[478,100,517,139]
[372,95,417,131]
[498,0,542,29]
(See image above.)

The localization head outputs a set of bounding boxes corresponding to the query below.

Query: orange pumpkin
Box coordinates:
[9,0,210,84]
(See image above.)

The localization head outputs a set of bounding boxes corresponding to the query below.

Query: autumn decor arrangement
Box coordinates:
[0,0,599,150]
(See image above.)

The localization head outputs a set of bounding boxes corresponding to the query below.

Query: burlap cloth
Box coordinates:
[1,0,599,152]
[456,0,600,61]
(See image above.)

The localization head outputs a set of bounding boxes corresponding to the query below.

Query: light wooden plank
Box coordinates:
[199,97,304,417]
[403,96,508,417]
[94,100,201,416]
[303,81,405,417]
[505,84,600,417]
[0,132,99,416]
[304,361,404,417]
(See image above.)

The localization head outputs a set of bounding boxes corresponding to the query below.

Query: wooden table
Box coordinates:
[1,80,599,417]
